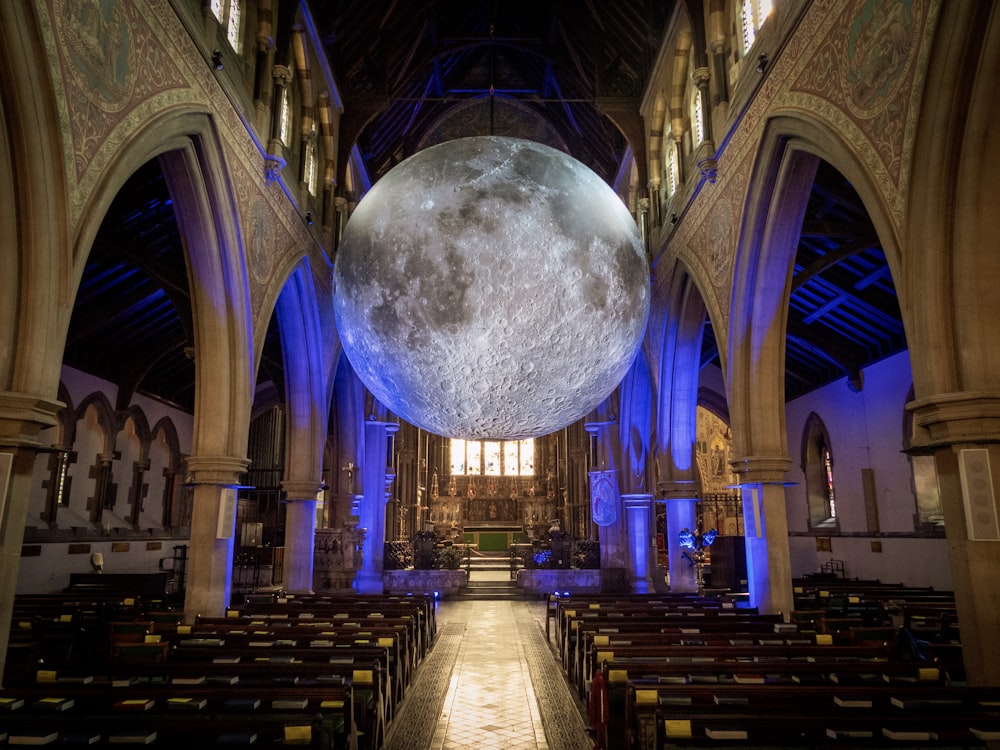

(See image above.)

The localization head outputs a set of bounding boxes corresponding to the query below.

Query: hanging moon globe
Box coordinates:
[333,136,650,439]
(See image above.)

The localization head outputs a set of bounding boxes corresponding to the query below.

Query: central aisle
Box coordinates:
[385,599,592,750]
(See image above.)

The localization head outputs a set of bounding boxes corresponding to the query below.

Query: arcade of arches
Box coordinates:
[2,0,1000,697]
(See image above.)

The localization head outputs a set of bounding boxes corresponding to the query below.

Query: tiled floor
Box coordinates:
[385,599,592,750]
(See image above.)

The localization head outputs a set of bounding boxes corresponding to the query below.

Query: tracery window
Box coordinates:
[450,438,535,476]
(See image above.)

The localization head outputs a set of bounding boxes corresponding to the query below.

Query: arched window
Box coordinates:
[450,439,535,477]
[665,141,678,196]
[211,0,243,53]
[691,89,704,147]
[741,0,774,54]
[801,413,838,528]
[278,86,292,147]
[306,139,318,196]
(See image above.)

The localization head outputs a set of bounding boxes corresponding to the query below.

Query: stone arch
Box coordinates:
[257,257,330,484]
[0,5,73,400]
[906,2,1000,401]
[150,416,185,528]
[617,350,653,495]
[654,262,716,482]
[74,392,118,456]
[728,113,904,468]
[70,110,255,462]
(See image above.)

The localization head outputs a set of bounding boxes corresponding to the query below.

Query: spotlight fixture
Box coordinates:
[670,213,678,225]
[305,212,313,225]
[756,53,768,74]
[211,50,224,70]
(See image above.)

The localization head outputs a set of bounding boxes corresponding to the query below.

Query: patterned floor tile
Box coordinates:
[384,599,590,750]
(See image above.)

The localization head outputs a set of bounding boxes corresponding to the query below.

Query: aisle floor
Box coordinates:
[384,599,592,750]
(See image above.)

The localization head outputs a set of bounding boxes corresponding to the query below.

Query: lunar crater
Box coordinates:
[334,136,650,439]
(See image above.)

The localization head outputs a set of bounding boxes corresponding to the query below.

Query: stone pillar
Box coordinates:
[0,392,63,685]
[623,494,653,593]
[356,421,398,594]
[664,497,699,592]
[739,479,794,617]
[182,455,250,621]
[909,394,1000,684]
[281,479,321,594]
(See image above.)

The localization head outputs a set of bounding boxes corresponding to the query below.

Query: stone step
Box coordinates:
[452,578,523,601]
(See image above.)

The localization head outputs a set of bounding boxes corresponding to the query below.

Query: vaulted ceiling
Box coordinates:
[63,2,906,417]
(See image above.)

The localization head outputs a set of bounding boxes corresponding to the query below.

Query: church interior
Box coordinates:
[2,0,1000,747]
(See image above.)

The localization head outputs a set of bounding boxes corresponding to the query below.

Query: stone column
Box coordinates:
[736,457,794,616]
[0,392,62,685]
[356,421,398,594]
[183,455,250,621]
[281,479,321,594]
[664,496,699,592]
[909,395,1000,684]
[623,494,653,593]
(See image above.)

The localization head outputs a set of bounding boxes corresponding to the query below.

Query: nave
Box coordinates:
[384,599,591,750]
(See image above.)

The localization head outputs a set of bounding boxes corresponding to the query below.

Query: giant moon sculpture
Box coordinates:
[333,136,650,439]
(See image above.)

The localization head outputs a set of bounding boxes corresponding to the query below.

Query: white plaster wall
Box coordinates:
[785,351,916,532]
[783,351,952,588]
[15,540,183,595]
[16,366,194,595]
[789,536,953,591]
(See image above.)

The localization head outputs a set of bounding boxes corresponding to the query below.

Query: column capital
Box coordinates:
[0,391,63,448]
[282,479,322,501]
[692,66,711,87]
[622,493,653,508]
[184,455,250,486]
[729,454,792,483]
[272,64,292,86]
[907,391,1000,449]
[657,480,698,501]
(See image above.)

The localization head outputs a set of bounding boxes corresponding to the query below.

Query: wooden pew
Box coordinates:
[0,679,357,749]
[623,679,1000,749]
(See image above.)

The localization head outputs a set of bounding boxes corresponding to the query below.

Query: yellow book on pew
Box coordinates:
[36,670,58,683]
[593,635,610,646]
[320,700,345,709]
[284,725,312,744]
[608,669,628,683]
[665,719,692,738]
[635,689,658,705]
[353,669,374,684]
[596,650,614,663]
[815,633,833,645]
[378,637,395,648]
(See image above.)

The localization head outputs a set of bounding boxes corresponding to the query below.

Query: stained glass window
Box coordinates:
[503,442,519,476]
[449,438,535,476]
[483,441,501,475]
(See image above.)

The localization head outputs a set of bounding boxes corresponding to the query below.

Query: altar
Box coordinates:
[462,526,529,552]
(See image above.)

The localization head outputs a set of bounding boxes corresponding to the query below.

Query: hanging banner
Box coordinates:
[589,470,619,527]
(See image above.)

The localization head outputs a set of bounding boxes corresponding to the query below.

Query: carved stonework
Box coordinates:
[313,525,366,591]
[515,569,602,594]
[383,569,468,594]
[264,154,285,184]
